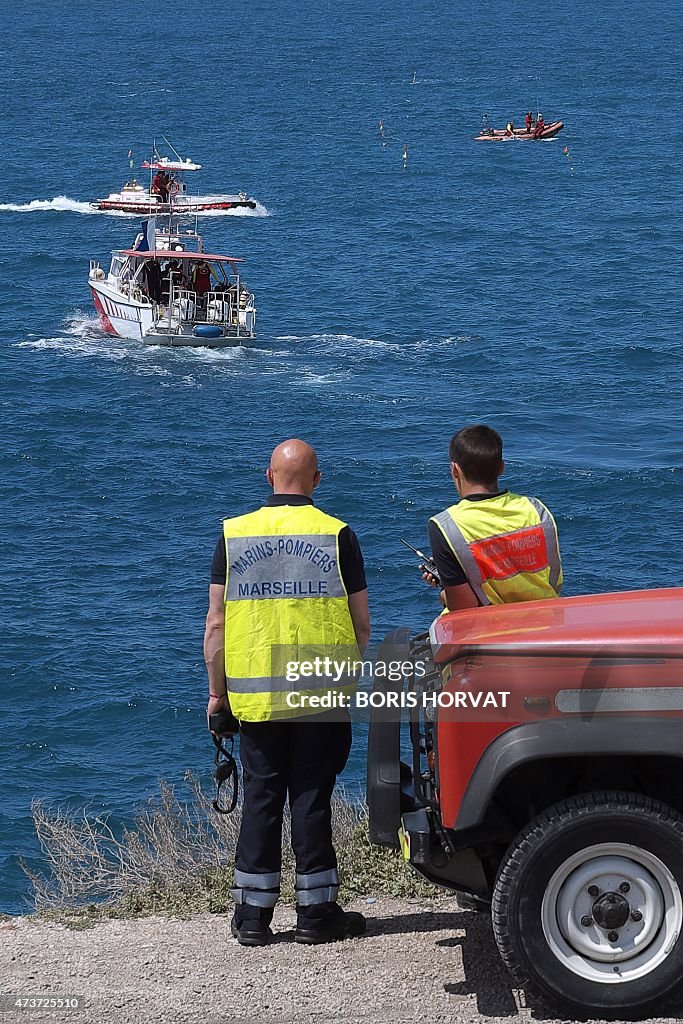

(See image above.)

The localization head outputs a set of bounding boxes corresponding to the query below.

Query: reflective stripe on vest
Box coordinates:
[431,492,562,606]
[223,504,359,722]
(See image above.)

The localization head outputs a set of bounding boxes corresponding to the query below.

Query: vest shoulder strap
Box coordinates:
[223,503,347,538]
[430,507,489,605]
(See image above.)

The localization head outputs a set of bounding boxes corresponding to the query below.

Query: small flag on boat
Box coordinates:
[136,218,156,252]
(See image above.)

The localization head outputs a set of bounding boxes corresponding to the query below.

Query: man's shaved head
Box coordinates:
[266,439,321,496]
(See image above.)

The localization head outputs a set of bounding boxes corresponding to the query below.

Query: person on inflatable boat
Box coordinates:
[533,114,546,139]
[525,111,533,133]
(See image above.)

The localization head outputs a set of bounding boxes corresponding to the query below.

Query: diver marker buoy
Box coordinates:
[194,324,223,339]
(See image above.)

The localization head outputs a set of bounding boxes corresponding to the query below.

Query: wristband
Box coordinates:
[209,692,227,699]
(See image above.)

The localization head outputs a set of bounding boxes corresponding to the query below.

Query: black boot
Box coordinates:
[295,901,366,945]
[231,906,273,947]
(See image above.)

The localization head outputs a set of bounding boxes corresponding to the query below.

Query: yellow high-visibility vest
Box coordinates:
[222,503,359,721]
[430,492,562,606]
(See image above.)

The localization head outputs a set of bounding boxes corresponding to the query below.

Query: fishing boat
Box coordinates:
[88,220,256,347]
[475,120,564,141]
[91,143,257,214]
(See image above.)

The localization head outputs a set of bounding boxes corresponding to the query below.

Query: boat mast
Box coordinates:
[160,136,181,219]
[162,135,183,163]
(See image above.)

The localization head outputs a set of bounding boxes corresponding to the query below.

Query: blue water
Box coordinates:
[2,0,682,913]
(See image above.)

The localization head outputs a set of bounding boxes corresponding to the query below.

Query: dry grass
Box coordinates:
[24,774,437,922]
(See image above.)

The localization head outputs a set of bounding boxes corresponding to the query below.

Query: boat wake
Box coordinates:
[0,196,128,216]
[0,196,271,217]
[14,313,284,377]
[190,199,271,218]
[274,332,477,352]
[16,313,142,361]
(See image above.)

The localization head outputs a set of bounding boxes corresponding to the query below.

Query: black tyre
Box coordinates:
[492,791,683,1019]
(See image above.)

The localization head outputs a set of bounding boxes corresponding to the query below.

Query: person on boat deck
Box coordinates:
[505,121,514,136]
[170,259,190,288]
[143,257,163,304]
[533,115,546,139]
[160,259,186,299]
[525,111,533,133]
[192,260,216,297]
[152,170,170,203]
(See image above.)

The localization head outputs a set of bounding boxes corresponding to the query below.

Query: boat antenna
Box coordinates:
[162,135,184,163]
[147,140,155,195]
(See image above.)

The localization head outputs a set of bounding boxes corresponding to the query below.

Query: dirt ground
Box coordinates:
[1,897,680,1024]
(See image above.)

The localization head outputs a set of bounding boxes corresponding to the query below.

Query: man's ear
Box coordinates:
[499,460,505,478]
[313,470,322,490]
[451,461,464,494]
[266,467,274,487]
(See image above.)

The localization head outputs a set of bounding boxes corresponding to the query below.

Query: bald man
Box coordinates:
[204,440,370,947]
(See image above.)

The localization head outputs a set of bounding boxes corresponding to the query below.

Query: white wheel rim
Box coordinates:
[541,843,682,983]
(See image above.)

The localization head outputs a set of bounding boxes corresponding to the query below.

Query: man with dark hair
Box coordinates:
[426,425,562,612]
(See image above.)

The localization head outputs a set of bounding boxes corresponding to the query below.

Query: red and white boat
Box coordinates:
[475,120,564,142]
[92,145,257,214]
[88,220,256,347]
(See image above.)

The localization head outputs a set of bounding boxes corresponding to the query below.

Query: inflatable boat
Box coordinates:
[475,121,564,141]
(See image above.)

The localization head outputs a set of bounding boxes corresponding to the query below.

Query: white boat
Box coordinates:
[92,144,257,215]
[88,221,256,347]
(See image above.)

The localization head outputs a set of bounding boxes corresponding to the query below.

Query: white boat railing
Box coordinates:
[170,288,251,326]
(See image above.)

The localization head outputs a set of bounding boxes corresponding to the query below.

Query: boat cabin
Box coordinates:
[114,249,247,307]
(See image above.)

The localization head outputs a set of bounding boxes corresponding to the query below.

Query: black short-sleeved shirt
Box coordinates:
[427,491,509,588]
[211,494,367,595]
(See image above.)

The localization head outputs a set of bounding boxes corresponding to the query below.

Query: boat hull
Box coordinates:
[474,121,564,141]
[89,279,255,347]
[136,331,247,348]
[92,198,256,214]
[89,282,151,340]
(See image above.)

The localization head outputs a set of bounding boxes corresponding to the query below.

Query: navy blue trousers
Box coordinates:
[232,715,352,915]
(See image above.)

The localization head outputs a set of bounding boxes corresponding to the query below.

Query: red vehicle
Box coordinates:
[367,588,683,1018]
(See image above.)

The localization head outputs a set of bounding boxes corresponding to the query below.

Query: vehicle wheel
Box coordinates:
[492,792,683,1019]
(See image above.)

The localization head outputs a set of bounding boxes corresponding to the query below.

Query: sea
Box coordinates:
[2,0,682,913]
